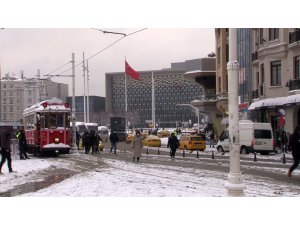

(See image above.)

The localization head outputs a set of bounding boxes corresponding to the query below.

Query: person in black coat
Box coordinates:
[0,130,14,174]
[109,130,119,154]
[82,131,91,154]
[167,132,180,160]
[287,126,300,177]
[18,130,30,160]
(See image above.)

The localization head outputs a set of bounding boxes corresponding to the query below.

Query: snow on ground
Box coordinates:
[0,158,72,192]
[17,157,300,197]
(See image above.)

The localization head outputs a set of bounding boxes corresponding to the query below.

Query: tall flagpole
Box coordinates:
[151,72,155,129]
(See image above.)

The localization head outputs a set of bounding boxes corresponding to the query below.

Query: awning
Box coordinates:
[248,94,300,110]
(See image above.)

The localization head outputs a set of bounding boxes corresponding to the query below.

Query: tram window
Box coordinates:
[57,113,64,128]
[24,114,35,129]
[65,114,70,128]
[49,113,57,129]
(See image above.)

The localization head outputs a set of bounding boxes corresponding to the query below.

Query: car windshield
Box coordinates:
[191,136,205,141]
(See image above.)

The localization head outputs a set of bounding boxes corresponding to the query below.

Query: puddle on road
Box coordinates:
[0,173,73,197]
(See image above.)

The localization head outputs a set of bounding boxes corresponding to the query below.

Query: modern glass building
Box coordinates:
[237,28,252,105]
[106,58,214,128]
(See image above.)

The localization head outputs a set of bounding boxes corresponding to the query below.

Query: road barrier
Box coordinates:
[283,153,286,164]
[183,149,185,157]
[158,148,160,155]
[196,149,199,158]
[146,148,149,155]
[212,151,215,159]
[254,152,257,162]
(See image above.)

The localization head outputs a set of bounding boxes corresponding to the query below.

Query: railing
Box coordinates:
[289,30,300,44]
[252,51,258,62]
[286,78,300,91]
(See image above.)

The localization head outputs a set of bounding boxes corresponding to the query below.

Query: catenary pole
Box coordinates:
[225,28,245,196]
[87,60,90,123]
[71,53,78,153]
[82,52,86,123]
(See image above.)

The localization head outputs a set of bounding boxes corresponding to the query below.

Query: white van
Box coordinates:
[85,123,98,133]
[216,120,274,155]
[98,126,109,142]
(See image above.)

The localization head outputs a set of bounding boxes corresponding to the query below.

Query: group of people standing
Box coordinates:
[80,130,103,154]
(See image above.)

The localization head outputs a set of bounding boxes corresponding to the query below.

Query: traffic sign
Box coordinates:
[278,117,285,127]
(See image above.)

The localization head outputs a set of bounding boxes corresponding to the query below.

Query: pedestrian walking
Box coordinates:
[82,131,91,154]
[93,131,103,154]
[18,130,30,160]
[287,126,300,177]
[0,130,14,174]
[90,130,98,154]
[132,130,143,162]
[167,132,180,160]
[109,130,119,154]
[209,131,215,148]
[76,130,81,150]
[281,131,288,153]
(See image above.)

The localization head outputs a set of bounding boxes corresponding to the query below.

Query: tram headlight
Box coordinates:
[54,137,60,144]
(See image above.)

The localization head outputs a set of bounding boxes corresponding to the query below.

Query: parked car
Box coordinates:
[126,133,134,143]
[144,135,161,147]
[157,130,170,138]
[179,133,206,151]
[216,120,274,155]
[98,126,109,142]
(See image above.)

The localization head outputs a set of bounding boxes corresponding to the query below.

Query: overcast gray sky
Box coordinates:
[0,28,215,97]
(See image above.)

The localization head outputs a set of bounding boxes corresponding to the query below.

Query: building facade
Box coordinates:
[215,28,229,115]
[105,59,209,128]
[66,95,106,125]
[249,28,300,134]
[0,73,68,123]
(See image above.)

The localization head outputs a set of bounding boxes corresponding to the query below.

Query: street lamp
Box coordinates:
[176,104,200,133]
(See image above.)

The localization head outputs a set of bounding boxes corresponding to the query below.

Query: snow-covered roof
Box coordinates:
[249,94,300,110]
[23,97,70,115]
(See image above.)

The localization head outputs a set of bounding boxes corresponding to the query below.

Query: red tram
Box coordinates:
[23,98,71,155]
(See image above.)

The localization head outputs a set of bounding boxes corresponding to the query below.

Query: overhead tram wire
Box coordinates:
[43,28,147,77]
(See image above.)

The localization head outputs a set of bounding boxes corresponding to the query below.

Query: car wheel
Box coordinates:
[240,146,247,154]
[217,146,223,153]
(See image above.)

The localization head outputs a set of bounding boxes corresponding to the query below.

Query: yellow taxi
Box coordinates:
[143,135,161,147]
[179,133,206,151]
[126,133,134,143]
[157,130,170,138]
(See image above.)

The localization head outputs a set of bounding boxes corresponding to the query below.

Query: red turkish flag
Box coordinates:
[125,60,141,81]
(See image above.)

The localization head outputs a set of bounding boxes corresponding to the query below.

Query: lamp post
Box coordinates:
[224,28,245,196]
[176,104,200,133]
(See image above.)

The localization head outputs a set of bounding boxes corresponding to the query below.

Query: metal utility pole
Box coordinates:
[86,60,90,123]
[82,52,87,123]
[151,72,155,129]
[71,53,78,152]
[224,28,245,196]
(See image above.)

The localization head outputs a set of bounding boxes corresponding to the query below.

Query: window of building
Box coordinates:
[226,44,229,62]
[10,106,13,112]
[10,98,13,104]
[259,28,264,44]
[256,72,259,87]
[271,61,281,86]
[261,64,265,83]
[269,28,279,41]
[295,56,300,79]
[10,84,13,89]
[217,47,221,65]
